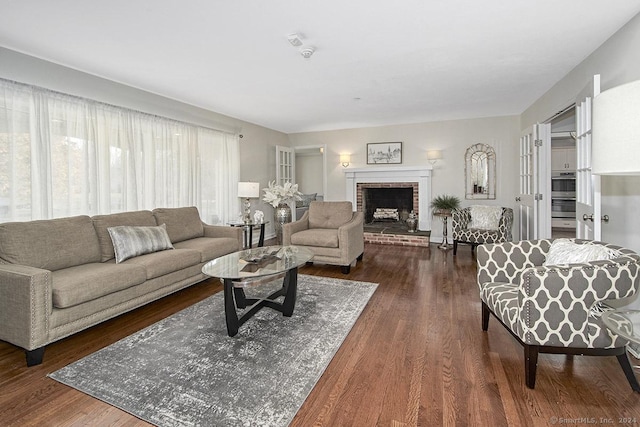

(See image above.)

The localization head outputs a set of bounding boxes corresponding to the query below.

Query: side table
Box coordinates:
[227,221,268,249]
[433,211,452,250]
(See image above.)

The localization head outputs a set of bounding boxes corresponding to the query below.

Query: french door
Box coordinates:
[517,123,551,240]
[575,75,601,240]
[275,145,297,218]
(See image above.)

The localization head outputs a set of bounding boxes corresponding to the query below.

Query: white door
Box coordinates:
[275,145,296,216]
[575,75,601,240]
[517,123,551,240]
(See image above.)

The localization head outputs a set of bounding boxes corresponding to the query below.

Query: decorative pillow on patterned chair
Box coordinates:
[469,205,502,231]
[543,239,621,266]
[108,224,174,263]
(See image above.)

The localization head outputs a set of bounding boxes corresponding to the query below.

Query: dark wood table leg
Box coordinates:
[223,278,239,336]
[248,226,253,248]
[258,223,266,247]
[282,267,298,316]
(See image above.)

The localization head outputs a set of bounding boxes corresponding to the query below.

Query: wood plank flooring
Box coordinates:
[1,242,639,426]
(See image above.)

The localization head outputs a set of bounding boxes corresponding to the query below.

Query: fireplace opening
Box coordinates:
[363,187,413,224]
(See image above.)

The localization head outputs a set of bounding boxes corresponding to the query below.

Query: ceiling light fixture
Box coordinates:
[287,33,303,47]
[300,46,315,59]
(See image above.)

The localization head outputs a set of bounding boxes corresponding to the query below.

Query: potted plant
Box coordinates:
[430,194,461,216]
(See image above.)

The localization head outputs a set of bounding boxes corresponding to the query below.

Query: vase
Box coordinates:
[406,210,418,233]
[274,203,292,245]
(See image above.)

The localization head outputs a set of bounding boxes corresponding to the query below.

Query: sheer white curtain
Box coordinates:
[0,79,239,224]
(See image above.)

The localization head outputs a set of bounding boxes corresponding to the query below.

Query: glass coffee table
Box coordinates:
[202,245,314,336]
[602,309,640,346]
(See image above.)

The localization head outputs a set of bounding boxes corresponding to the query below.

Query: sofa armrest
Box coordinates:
[338,211,365,260]
[477,239,551,286]
[283,211,310,245]
[0,264,52,351]
[202,224,243,247]
[497,208,514,242]
[452,208,471,237]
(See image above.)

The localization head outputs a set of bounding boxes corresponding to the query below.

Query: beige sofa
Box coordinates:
[283,201,364,274]
[0,206,242,366]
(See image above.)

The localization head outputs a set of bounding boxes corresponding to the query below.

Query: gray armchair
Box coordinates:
[452,206,513,255]
[477,238,640,391]
[283,201,364,274]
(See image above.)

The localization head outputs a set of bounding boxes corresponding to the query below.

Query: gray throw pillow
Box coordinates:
[296,193,317,208]
[108,224,174,263]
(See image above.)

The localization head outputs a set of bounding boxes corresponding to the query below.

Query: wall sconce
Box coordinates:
[427,150,443,166]
[237,182,260,223]
[592,80,640,175]
[340,154,351,168]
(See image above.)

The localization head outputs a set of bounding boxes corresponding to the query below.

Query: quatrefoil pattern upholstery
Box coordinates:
[452,207,513,255]
[478,239,639,348]
[477,239,640,390]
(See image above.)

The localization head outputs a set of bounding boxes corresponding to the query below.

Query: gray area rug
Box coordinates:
[49,274,378,426]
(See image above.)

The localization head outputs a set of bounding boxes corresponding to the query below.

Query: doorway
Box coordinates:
[293,145,327,219]
[547,106,577,239]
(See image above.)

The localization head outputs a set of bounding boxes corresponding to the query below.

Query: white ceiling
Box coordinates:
[1,1,640,134]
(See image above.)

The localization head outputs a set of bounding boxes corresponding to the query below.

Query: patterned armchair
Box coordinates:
[477,239,640,391]
[452,206,513,255]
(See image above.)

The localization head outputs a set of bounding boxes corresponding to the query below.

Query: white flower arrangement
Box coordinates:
[262,180,303,208]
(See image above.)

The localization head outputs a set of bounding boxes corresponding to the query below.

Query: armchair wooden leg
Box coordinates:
[616,351,640,393]
[357,252,364,261]
[453,240,458,255]
[524,344,539,389]
[341,265,351,274]
[481,302,490,331]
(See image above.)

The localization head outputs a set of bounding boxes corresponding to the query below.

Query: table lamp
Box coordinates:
[238,182,260,223]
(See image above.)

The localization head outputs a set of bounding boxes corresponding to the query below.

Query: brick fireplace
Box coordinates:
[344,166,432,246]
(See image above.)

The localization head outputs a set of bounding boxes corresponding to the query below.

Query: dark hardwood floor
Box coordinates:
[1,242,640,426]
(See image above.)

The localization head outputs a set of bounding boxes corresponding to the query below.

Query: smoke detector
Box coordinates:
[300,46,315,59]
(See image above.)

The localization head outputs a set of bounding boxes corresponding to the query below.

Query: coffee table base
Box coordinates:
[223,267,298,337]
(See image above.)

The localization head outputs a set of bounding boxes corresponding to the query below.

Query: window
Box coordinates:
[0,79,239,223]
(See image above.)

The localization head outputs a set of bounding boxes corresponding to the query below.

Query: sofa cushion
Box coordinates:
[308,201,353,229]
[122,248,202,279]
[290,228,339,248]
[92,210,157,262]
[153,207,204,243]
[52,262,147,308]
[0,215,101,271]
[173,237,241,262]
[108,224,174,263]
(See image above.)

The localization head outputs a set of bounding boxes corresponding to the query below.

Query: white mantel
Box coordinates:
[344,165,433,231]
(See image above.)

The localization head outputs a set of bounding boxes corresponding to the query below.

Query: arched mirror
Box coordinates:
[465,143,496,200]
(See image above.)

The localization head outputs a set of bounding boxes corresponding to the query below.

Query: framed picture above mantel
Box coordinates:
[367,142,402,164]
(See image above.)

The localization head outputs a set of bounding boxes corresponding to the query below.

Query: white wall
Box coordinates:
[521,12,640,253]
[295,153,324,195]
[288,115,521,242]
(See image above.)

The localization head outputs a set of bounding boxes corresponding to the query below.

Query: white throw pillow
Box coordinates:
[543,239,621,266]
[469,205,502,231]
[108,224,174,263]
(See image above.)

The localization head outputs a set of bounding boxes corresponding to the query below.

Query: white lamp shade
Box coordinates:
[339,154,351,163]
[237,182,260,198]
[592,80,640,175]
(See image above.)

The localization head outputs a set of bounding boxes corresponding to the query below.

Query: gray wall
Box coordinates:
[288,115,521,243]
